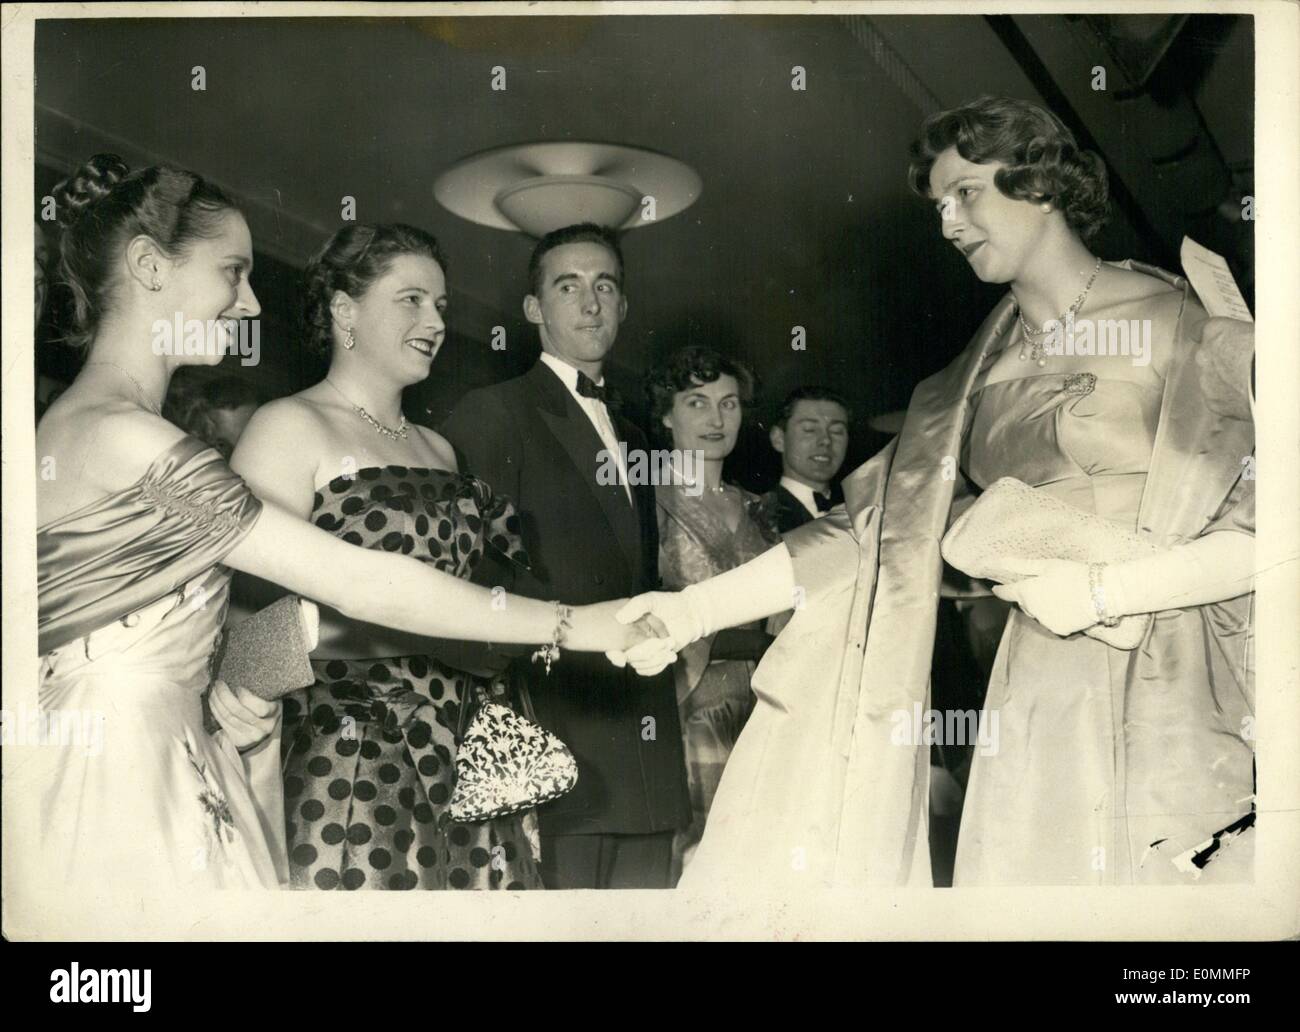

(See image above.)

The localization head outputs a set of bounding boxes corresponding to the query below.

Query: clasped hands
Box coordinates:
[606,588,710,676]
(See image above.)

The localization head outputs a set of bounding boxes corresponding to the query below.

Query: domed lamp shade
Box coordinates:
[434,141,702,237]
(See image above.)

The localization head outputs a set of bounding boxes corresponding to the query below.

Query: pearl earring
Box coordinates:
[1040,203,1052,213]
[344,327,356,350]
[151,278,161,291]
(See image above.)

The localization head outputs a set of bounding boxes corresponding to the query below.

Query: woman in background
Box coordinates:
[232,224,545,891]
[644,346,779,881]
[36,155,663,893]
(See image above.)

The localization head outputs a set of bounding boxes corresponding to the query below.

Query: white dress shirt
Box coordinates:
[779,475,822,518]
[539,352,632,504]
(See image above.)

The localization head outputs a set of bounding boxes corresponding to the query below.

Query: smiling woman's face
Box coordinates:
[349,253,448,386]
[165,209,261,366]
[928,146,1047,285]
[663,373,742,461]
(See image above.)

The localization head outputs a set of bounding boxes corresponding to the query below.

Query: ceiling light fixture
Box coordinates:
[434,141,702,238]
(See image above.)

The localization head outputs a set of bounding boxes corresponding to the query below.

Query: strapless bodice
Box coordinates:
[309,465,528,577]
[962,372,1162,521]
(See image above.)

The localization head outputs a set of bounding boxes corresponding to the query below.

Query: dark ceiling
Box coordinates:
[34,12,1253,481]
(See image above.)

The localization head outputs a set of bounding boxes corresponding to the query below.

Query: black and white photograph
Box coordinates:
[3,1,1298,950]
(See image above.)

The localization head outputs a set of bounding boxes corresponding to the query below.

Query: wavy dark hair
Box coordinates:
[645,345,757,445]
[775,385,852,428]
[301,223,447,356]
[52,154,239,351]
[908,96,1110,241]
[528,222,624,298]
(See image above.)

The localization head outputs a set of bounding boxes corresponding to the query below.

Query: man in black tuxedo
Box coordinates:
[442,223,689,889]
[763,386,851,533]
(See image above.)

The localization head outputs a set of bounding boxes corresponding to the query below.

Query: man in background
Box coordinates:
[764,386,851,533]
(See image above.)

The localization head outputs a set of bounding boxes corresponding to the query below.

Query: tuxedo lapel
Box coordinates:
[776,485,813,533]
[526,364,643,582]
[614,410,659,588]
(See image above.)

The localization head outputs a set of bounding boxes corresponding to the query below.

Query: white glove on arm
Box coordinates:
[607,544,796,674]
[1106,530,1254,616]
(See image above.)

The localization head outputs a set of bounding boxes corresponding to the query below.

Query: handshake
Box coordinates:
[604,586,713,677]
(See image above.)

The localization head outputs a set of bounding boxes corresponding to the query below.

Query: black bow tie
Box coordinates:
[575,371,620,412]
[814,484,843,512]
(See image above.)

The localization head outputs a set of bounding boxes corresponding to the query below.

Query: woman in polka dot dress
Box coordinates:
[232,224,545,889]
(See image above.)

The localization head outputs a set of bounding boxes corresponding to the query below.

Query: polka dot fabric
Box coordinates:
[281,467,541,891]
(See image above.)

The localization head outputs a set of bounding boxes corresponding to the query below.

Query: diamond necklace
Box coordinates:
[1016,256,1103,367]
[324,378,409,440]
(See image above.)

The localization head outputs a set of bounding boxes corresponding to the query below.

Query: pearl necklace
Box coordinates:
[1016,256,1102,368]
[667,459,728,494]
[325,378,409,440]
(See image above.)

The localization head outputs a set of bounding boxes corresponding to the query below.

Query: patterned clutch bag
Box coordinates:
[941,477,1160,650]
[449,700,578,823]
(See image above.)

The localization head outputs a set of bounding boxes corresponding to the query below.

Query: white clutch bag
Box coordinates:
[940,477,1159,650]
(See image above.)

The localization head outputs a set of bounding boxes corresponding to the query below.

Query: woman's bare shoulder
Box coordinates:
[230,392,339,488]
[246,392,333,436]
[415,425,459,471]
[239,393,342,457]
[37,399,189,521]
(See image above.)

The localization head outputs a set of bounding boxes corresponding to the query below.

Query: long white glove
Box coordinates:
[1107,529,1254,615]
[608,544,797,674]
[990,530,1254,636]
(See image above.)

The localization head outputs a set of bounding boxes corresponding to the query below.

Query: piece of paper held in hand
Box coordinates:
[1180,236,1253,322]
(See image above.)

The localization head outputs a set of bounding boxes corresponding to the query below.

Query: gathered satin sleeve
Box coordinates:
[38,435,263,655]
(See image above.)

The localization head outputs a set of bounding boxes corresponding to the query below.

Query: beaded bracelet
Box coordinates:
[531,601,574,675]
[1088,563,1121,628]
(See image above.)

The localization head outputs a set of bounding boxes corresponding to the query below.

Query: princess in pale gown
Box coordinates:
[614,97,1255,888]
[33,155,672,894]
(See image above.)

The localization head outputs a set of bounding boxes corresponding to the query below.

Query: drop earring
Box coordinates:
[151,277,161,291]
[344,327,356,350]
